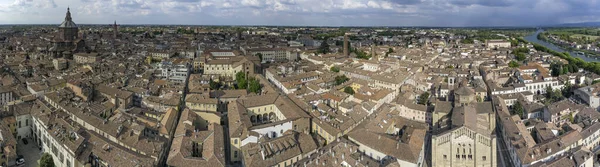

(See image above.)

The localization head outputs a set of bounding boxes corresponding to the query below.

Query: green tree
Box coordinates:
[461,38,474,44]
[512,101,525,118]
[569,113,575,123]
[248,78,261,93]
[562,81,573,98]
[255,53,263,62]
[562,66,569,75]
[209,79,221,90]
[236,72,247,89]
[330,66,340,73]
[39,153,55,167]
[318,40,330,54]
[515,53,526,61]
[513,47,529,54]
[355,50,371,60]
[545,86,554,99]
[335,75,349,85]
[344,87,355,95]
[508,61,520,68]
[551,63,563,77]
[418,92,430,105]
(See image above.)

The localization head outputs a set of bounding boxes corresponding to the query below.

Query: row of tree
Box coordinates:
[531,43,600,75]
[235,72,261,94]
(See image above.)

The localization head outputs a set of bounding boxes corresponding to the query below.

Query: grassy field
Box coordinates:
[571,34,600,40]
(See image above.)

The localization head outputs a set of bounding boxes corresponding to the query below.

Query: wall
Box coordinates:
[250,121,293,139]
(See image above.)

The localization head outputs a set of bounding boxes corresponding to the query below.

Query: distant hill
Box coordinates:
[552,22,600,27]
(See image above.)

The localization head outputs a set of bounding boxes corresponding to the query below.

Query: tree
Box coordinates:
[515,53,526,61]
[562,81,573,98]
[562,66,569,75]
[236,72,247,89]
[39,153,55,167]
[318,40,330,54]
[418,92,430,105]
[513,47,529,54]
[355,50,371,60]
[330,66,340,73]
[248,78,261,94]
[255,53,263,62]
[508,61,520,68]
[344,87,355,95]
[335,75,349,85]
[512,101,525,118]
[461,38,474,44]
[209,79,221,90]
[385,48,394,58]
[545,86,554,99]
[551,63,563,77]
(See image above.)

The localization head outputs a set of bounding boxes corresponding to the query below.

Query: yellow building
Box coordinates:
[185,93,218,112]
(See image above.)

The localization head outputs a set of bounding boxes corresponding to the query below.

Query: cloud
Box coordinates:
[387,0,422,5]
[449,0,514,7]
[0,0,598,26]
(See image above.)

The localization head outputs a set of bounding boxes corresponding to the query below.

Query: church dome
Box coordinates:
[59,8,78,28]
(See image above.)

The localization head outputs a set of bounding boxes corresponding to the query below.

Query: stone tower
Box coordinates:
[343,33,349,57]
[113,21,118,39]
[371,44,376,59]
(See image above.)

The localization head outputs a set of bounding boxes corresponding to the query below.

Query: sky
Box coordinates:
[0,0,598,27]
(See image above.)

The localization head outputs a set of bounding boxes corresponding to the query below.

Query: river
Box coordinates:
[523,29,599,62]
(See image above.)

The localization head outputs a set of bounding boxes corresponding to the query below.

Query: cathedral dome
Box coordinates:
[59,7,78,28]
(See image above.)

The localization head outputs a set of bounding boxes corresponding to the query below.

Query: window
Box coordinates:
[234,139,238,144]
[18,121,21,128]
[482,156,487,161]
[443,155,447,159]
[26,119,28,126]
[234,151,238,158]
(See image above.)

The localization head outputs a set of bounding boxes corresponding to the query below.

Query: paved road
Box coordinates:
[496,130,515,167]
[16,138,42,167]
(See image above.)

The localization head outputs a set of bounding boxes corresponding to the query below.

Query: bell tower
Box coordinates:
[113,21,118,39]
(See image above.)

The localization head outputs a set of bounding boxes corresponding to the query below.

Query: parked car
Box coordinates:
[16,155,24,166]
[21,138,28,145]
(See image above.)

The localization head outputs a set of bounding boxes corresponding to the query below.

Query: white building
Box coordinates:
[244,48,299,63]
[573,84,600,110]
[0,87,13,106]
[157,61,191,84]
[485,39,511,49]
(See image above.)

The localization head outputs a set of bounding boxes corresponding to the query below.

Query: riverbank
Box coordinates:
[523,30,599,62]
[530,41,600,74]
[537,31,600,58]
